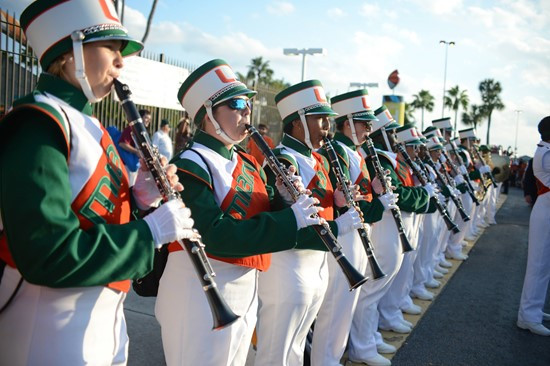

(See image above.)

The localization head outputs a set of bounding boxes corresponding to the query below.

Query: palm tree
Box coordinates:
[246,57,274,88]
[404,102,416,124]
[444,85,469,137]
[461,104,485,130]
[479,79,505,144]
[410,90,435,131]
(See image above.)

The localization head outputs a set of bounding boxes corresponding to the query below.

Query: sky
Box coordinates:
[3,0,549,157]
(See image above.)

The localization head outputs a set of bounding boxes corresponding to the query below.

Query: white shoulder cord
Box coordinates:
[70,31,101,103]
[380,127,392,152]
[204,100,241,145]
[298,109,314,150]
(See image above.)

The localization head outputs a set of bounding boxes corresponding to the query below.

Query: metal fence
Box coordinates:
[0,8,284,145]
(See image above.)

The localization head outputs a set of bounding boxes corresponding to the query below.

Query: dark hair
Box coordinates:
[283,121,294,135]
[139,109,151,118]
[538,116,550,141]
[258,123,268,129]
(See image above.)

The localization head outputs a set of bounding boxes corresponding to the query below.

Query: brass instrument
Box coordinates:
[113,79,239,330]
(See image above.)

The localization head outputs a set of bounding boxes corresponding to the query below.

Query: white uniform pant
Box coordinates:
[156,252,257,366]
[435,201,454,267]
[446,193,473,257]
[311,229,368,366]
[255,249,328,366]
[348,211,403,361]
[0,266,128,366]
[412,211,441,294]
[400,214,425,311]
[378,212,418,328]
[518,192,550,323]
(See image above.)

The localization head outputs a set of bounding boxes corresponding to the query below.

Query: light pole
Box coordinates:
[349,82,379,90]
[514,109,522,157]
[440,40,455,117]
[283,48,326,82]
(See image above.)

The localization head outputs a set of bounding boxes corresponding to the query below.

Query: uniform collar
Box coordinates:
[193,130,234,160]
[36,73,93,116]
[334,132,357,151]
[281,134,312,157]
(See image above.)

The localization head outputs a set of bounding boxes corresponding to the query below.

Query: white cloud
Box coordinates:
[360,4,380,16]
[381,24,420,45]
[409,0,464,15]
[266,1,295,15]
[327,8,345,18]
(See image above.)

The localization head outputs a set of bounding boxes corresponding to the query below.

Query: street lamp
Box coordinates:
[440,40,455,117]
[349,82,379,90]
[514,109,522,157]
[283,48,326,82]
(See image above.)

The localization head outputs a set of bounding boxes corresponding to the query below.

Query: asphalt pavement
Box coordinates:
[391,187,550,366]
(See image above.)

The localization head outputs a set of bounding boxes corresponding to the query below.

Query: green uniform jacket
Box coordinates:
[364,142,435,214]
[0,74,154,288]
[319,133,384,223]
[172,131,299,258]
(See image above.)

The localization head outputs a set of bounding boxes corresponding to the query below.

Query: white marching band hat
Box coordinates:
[396,123,422,145]
[426,136,444,150]
[20,0,143,70]
[432,117,453,131]
[372,105,400,134]
[330,89,377,124]
[459,127,477,140]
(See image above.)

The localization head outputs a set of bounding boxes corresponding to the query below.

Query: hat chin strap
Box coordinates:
[381,128,393,152]
[71,31,101,103]
[204,100,242,145]
[347,114,361,146]
[298,109,314,150]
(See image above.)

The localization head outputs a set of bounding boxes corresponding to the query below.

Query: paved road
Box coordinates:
[391,187,550,366]
[125,187,549,366]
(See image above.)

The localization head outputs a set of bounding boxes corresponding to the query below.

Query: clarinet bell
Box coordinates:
[208,286,240,330]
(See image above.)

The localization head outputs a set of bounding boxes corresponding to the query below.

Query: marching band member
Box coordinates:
[347,107,432,366]
[377,122,437,335]
[156,60,322,366]
[517,116,550,336]
[0,1,195,364]
[254,80,363,366]
[311,89,397,366]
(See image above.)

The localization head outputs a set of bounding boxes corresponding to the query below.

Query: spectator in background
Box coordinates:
[523,158,538,205]
[174,116,193,153]
[152,119,173,160]
[246,123,274,165]
[119,109,151,185]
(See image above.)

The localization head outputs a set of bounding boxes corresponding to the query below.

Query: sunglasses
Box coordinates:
[222,98,251,111]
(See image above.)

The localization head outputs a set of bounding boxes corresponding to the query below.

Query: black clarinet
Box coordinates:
[113,80,239,330]
[363,138,414,253]
[245,125,367,291]
[424,157,471,222]
[323,137,386,280]
[443,145,481,206]
[472,145,498,188]
[394,144,459,234]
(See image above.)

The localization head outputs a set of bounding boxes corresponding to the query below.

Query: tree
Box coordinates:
[444,85,469,137]
[461,104,485,130]
[479,79,505,144]
[246,57,274,87]
[404,102,416,124]
[410,90,435,131]
[141,0,159,43]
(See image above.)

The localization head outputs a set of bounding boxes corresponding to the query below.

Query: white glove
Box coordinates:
[459,165,468,175]
[335,208,363,236]
[143,200,195,248]
[481,164,491,174]
[378,192,399,211]
[435,162,442,170]
[276,174,304,205]
[454,174,465,185]
[423,182,439,198]
[437,193,446,203]
[453,187,461,197]
[290,195,322,229]
[439,154,447,163]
